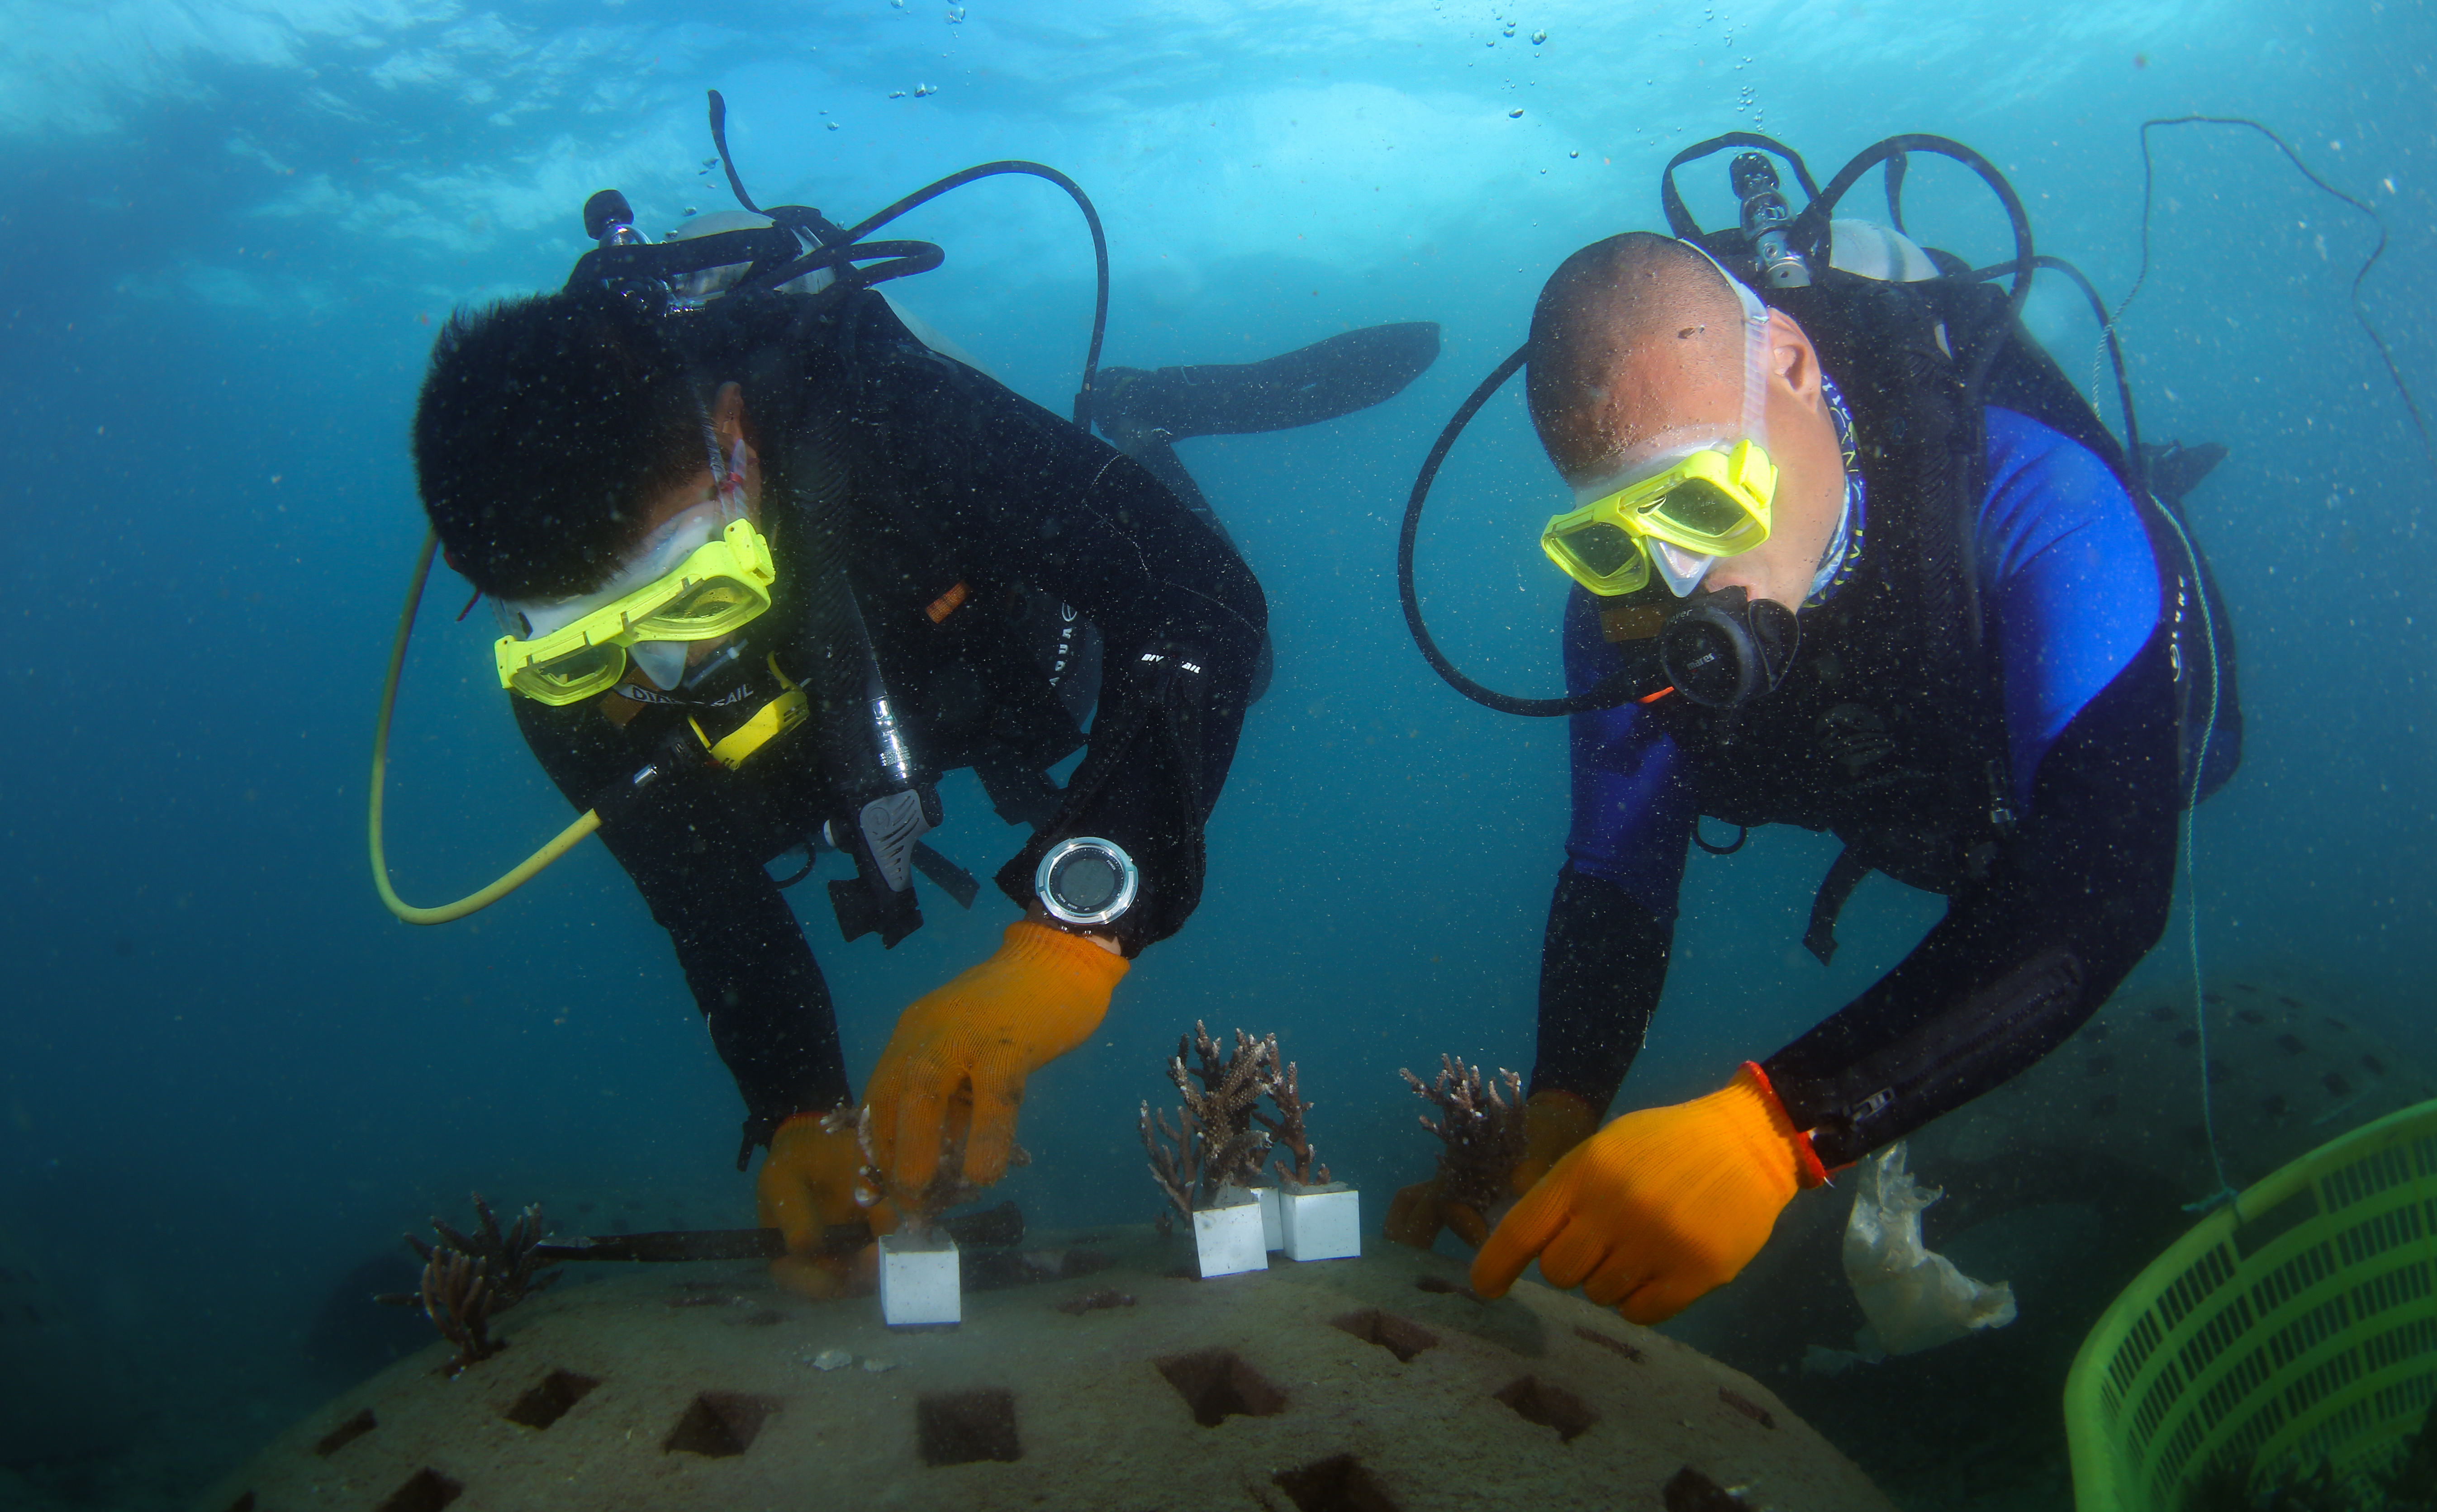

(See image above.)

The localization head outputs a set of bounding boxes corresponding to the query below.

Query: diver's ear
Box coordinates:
[1766,310,1821,406]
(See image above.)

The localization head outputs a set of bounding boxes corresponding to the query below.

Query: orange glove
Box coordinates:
[755,1112,895,1299]
[1385,1089,1600,1251]
[1472,1063,1825,1323]
[862,921,1129,1199]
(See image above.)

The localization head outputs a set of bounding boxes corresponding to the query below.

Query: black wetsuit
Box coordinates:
[511,289,1266,1155]
[1537,400,2207,1167]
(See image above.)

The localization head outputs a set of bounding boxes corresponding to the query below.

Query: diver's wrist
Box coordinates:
[1022,902,1122,953]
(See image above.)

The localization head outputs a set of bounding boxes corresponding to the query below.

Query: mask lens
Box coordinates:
[632,575,764,638]
[1563,521,1648,580]
[511,642,626,703]
[1649,477,1752,542]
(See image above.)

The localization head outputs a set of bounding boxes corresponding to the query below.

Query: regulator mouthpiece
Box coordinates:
[1658,585,1800,709]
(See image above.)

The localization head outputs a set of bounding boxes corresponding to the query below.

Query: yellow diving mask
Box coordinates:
[494,510,777,705]
[1538,240,1779,599]
[1539,437,1777,597]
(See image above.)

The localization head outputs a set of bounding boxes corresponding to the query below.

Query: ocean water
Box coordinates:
[1,1,2431,1507]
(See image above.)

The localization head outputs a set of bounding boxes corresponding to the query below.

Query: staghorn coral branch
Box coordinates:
[378,1190,556,1381]
[1400,1055,1527,1215]
[418,1247,499,1374]
[1254,1059,1330,1186]
[421,1193,557,1308]
[836,1100,1024,1235]
[1140,1100,1196,1220]
[1146,1023,1283,1212]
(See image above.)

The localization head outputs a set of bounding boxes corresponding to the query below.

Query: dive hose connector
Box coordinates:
[584,189,647,247]
[1730,153,1810,290]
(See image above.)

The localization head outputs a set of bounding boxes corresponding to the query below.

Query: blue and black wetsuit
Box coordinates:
[1536,403,2185,1167]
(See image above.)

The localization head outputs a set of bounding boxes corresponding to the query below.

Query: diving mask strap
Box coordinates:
[1626,239,1773,598]
[1676,238,1775,447]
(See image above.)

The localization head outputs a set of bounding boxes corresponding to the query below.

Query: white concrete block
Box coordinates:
[878,1230,960,1326]
[1192,1188,1269,1278]
[1280,1183,1361,1263]
[1255,1184,1283,1250]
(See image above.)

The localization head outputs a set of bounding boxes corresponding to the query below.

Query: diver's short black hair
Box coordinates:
[413,289,709,599]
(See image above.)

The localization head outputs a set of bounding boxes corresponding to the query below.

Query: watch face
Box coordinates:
[1048,850,1122,913]
[1035,837,1138,927]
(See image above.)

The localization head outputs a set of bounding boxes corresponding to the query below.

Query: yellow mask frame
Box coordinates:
[1538,438,1778,597]
[494,517,778,705]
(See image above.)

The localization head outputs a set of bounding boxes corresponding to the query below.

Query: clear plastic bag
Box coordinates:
[1834,1140,2018,1361]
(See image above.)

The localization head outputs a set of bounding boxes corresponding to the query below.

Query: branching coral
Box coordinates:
[1255,1059,1331,1187]
[831,1101,1028,1236]
[418,1248,500,1373]
[1401,1055,1527,1215]
[1141,1021,1280,1216]
[375,1195,559,1374]
[409,1195,558,1309]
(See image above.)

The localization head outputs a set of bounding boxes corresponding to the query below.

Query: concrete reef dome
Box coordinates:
[207,1227,1894,1512]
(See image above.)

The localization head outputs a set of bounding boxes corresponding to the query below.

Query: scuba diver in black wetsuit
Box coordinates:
[371,105,1436,1299]
[1386,136,2240,1326]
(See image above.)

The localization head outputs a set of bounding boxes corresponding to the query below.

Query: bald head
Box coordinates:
[1526,232,1748,483]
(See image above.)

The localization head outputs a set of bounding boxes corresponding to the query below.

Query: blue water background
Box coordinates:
[1,0,2431,1492]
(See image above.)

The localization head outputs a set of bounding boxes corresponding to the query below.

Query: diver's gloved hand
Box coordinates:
[755,1112,894,1299]
[1384,1175,1491,1251]
[1471,1065,1825,1323]
[862,921,1129,1199]
[1384,1090,1601,1251]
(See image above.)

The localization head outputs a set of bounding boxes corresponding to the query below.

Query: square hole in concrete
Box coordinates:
[1573,1324,1645,1363]
[663,1391,779,1458]
[1664,1466,1753,1510]
[1719,1388,1776,1429]
[916,1389,1021,1466]
[1273,1453,1402,1512]
[1330,1309,1440,1364]
[1154,1348,1287,1428]
[1495,1375,1597,1442]
[313,1408,376,1458]
[505,1369,602,1431]
[374,1468,462,1512]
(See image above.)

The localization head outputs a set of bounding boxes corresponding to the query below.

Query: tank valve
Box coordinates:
[1730,153,1810,289]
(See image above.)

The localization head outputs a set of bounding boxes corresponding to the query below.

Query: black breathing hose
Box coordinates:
[707,92,1111,428]
[1394,344,1663,718]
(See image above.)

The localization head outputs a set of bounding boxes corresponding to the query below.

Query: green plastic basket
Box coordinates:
[2065,1097,2437,1510]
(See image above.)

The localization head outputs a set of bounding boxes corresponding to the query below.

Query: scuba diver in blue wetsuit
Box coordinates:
[1386,136,2240,1325]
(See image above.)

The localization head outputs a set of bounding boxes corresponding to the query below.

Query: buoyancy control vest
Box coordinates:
[1651,231,2242,962]
[657,287,1108,945]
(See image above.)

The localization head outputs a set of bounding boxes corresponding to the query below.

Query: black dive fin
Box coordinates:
[2138,440,2228,506]
[1095,321,1441,442]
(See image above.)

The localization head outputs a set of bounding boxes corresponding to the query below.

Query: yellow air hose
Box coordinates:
[369,531,600,924]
